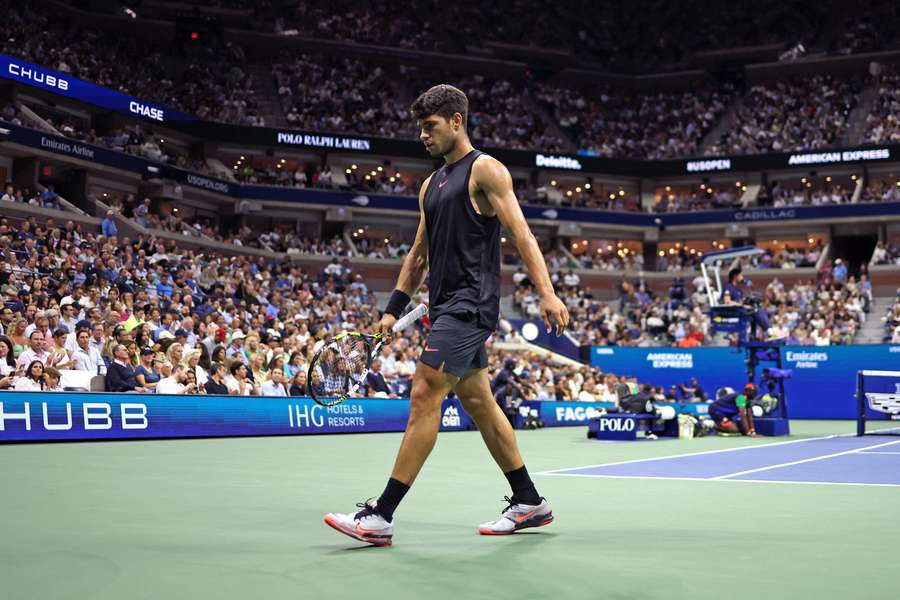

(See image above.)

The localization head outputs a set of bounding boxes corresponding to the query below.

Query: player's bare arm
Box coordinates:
[377,175,431,337]
[472,156,569,336]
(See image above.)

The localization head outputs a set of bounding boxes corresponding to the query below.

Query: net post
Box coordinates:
[856,370,865,437]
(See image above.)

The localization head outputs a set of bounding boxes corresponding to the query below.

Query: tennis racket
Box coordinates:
[306,303,428,406]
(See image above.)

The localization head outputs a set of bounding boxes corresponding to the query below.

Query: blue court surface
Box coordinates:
[543,434,900,486]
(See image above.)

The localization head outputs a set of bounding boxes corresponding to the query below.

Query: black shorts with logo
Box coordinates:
[419,312,492,378]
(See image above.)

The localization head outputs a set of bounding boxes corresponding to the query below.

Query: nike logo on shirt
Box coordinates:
[424,347,440,352]
[438,180,448,189]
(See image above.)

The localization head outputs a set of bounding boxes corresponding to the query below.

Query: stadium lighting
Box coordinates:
[584,183,591,190]
[240,156,245,160]
[389,177,396,182]
[365,175,371,180]
[608,193,616,200]
[550,180,557,186]
[826,176,832,182]
[665,186,671,191]
[566,191,573,196]
[345,169,351,174]
[801,177,807,183]
[501,237,507,243]
[658,250,665,257]
[351,164,357,170]
[575,187,582,193]
[377,166,383,172]
[618,190,625,196]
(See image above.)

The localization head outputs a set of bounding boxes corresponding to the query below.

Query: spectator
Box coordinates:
[17,331,50,369]
[106,344,145,392]
[261,368,288,396]
[225,360,254,396]
[101,211,118,238]
[205,362,230,395]
[134,348,161,391]
[13,360,45,391]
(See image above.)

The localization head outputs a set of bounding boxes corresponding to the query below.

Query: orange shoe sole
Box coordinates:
[478,515,554,535]
[323,514,393,547]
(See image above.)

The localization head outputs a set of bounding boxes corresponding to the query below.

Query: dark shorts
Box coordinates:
[419,312,492,378]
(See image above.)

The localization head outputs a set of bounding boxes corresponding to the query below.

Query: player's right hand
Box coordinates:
[540,294,570,336]
[377,313,398,339]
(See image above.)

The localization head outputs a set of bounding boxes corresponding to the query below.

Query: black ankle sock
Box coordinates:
[375,478,409,522]
[504,465,541,505]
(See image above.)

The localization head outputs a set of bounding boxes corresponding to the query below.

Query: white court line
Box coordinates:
[537,473,900,488]
[855,451,900,455]
[533,433,841,476]
[712,439,900,480]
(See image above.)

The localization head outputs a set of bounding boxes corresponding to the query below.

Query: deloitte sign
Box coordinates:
[535,154,582,170]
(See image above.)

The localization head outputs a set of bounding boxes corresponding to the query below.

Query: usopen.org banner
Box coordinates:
[0,54,196,123]
[0,393,473,443]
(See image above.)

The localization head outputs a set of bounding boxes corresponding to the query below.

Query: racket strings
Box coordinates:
[310,337,371,399]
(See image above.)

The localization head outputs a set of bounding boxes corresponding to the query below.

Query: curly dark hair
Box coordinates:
[410,84,468,129]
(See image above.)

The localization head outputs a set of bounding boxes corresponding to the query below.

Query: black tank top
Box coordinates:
[423,149,501,330]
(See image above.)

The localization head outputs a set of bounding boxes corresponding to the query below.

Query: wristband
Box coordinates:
[384,289,411,319]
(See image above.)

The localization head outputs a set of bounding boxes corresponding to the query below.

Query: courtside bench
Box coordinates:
[587,413,677,441]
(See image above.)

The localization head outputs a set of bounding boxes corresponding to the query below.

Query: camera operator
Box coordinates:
[709,383,759,436]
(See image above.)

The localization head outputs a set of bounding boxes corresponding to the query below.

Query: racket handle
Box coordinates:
[392,302,428,332]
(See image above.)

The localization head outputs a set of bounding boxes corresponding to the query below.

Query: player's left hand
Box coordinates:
[540,293,570,336]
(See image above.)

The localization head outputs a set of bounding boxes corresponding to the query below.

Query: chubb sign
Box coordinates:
[0,401,148,431]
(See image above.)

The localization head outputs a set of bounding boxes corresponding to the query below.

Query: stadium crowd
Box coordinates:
[0,214,681,408]
[705,75,861,156]
[1,3,263,127]
[884,288,900,344]
[872,240,900,267]
[864,69,900,144]
[535,84,732,159]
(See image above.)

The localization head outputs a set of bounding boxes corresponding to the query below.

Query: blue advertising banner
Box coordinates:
[590,346,746,401]
[525,400,615,427]
[0,53,197,123]
[590,344,900,419]
[0,393,473,443]
[780,345,900,419]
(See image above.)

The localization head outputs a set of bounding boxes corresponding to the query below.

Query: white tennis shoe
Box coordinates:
[478,496,554,535]
[324,500,393,547]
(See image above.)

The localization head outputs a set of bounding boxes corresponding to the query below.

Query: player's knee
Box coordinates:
[459,394,491,417]
[409,382,442,416]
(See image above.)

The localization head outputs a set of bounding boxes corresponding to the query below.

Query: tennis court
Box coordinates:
[2,420,898,600]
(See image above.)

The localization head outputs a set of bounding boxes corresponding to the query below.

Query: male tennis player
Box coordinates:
[324,84,570,546]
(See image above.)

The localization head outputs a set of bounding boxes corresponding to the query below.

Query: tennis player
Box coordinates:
[324,84,570,546]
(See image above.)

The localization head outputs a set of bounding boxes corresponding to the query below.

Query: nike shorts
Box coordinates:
[419,312,492,378]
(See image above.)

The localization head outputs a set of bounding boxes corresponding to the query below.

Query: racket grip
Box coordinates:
[392,303,428,332]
